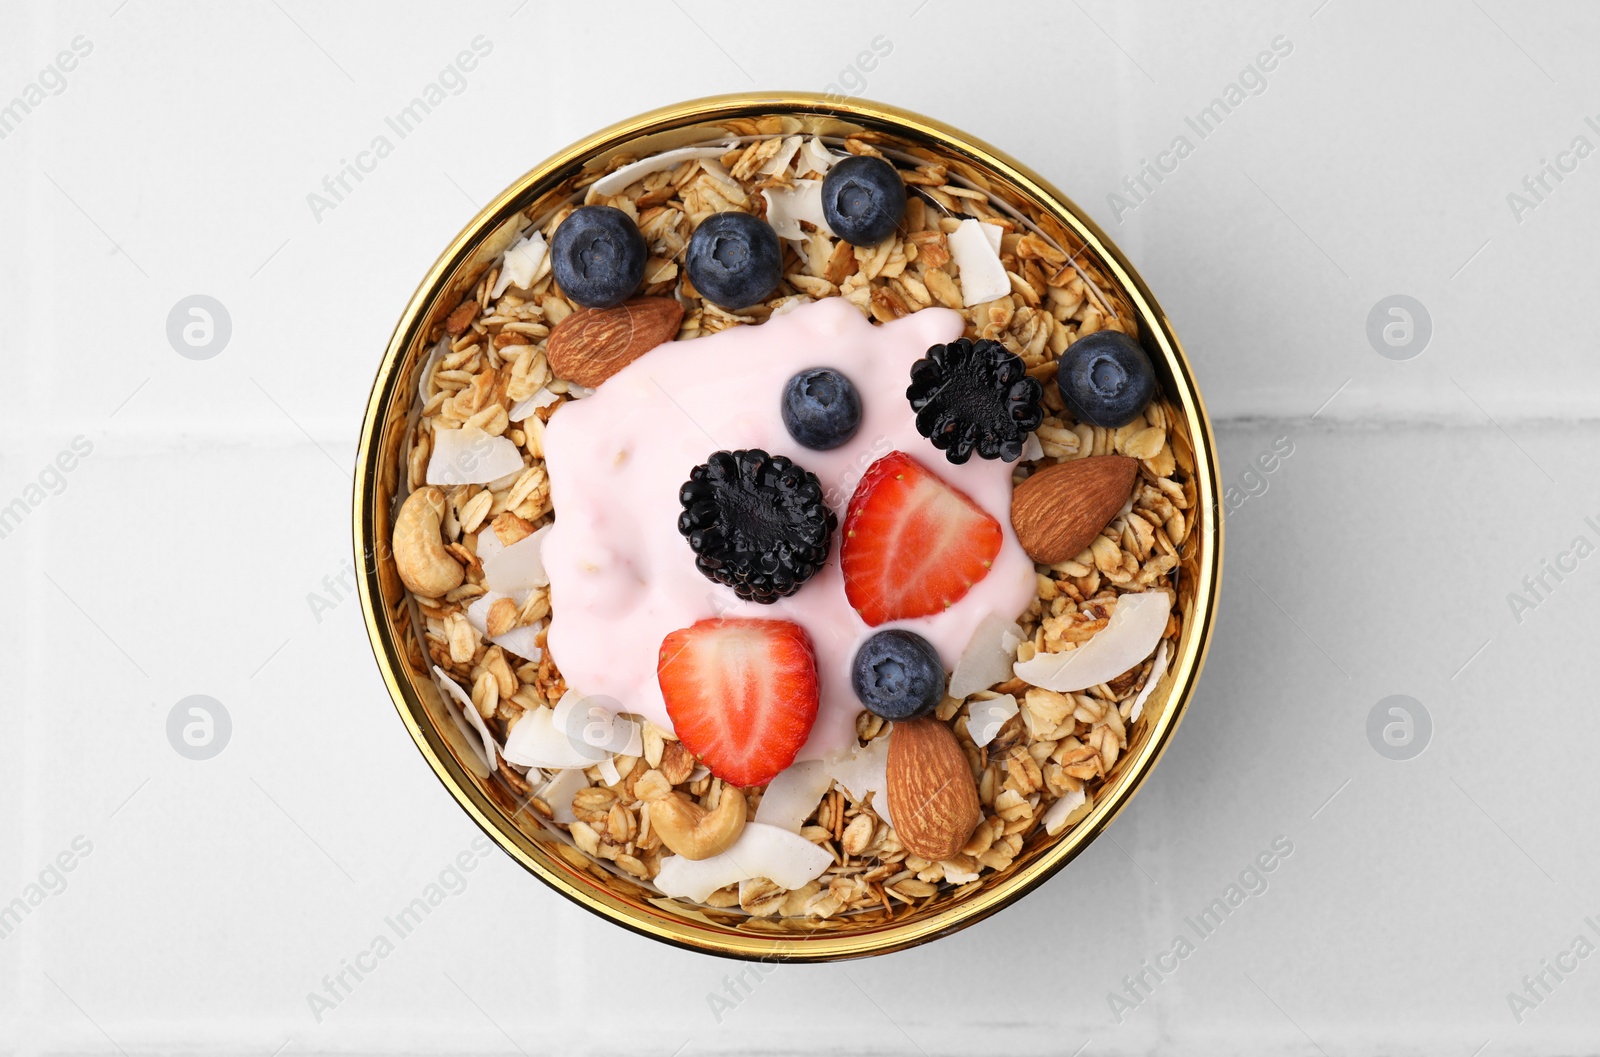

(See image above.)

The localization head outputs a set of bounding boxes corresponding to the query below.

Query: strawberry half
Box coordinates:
[841,450,1003,626]
[657,618,819,788]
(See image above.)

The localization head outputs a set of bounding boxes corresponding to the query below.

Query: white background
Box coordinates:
[3,1,1599,1054]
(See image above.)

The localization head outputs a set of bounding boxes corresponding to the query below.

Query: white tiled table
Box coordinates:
[4,2,1599,1053]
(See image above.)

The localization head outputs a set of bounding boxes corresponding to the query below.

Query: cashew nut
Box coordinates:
[650,788,747,861]
[393,486,464,597]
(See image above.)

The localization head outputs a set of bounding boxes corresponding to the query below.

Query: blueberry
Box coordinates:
[1056,331,1158,428]
[550,205,647,309]
[782,368,862,451]
[685,212,782,310]
[851,629,946,721]
[820,156,906,247]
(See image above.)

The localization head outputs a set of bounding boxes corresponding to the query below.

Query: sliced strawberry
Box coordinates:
[657,618,819,788]
[841,450,1003,626]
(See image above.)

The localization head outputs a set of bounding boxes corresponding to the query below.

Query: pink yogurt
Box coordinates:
[540,298,1036,761]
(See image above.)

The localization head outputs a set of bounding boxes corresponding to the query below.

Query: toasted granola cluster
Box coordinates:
[403,123,1196,918]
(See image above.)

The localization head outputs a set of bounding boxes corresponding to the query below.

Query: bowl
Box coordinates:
[354,92,1221,961]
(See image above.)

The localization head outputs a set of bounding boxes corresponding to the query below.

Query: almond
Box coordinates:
[886,717,982,862]
[545,296,683,388]
[1009,454,1139,565]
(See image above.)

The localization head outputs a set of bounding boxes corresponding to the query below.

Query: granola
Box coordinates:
[400,131,1195,920]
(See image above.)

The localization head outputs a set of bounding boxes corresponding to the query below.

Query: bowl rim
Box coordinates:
[354,91,1223,961]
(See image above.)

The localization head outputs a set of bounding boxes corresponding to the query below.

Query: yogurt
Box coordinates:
[540,298,1036,761]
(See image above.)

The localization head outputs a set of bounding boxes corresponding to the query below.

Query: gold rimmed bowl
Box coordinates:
[354,92,1221,961]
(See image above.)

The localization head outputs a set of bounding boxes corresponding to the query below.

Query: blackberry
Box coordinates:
[677,449,837,604]
[906,337,1044,464]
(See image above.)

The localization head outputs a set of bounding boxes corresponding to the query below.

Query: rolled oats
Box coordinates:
[631,768,672,803]
[485,598,518,639]
[739,877,788,917]
[841,813,876,857]
[572,786,617,823]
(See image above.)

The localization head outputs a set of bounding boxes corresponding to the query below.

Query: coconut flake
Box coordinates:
[688,764,711,783]
[963,694,1019,749]
[761,179,833,240]
[550,689,645,759]
[949,613,1027,699]
[800,136,838,174]
[564,382,598,400]
[758,135,803,176]
[550,690,619,760]
[949,218,1010,307]
[944,862,982,884]
[483,523,551,594]
[492,621,544,663]
[536,768,587,824]
[589,142,736,197]
[754,759,832,833]
[1014,591,1171,692]
[614,717,644,758]
[474,525,507,568]
[1020,432,1044,462]
[654,821,833,902]
[417,337,448,407]
[426,426,525,485]
[509,387,560,422]
[1042,787,1088,836]
[598,756,621,786]
[826,737,893,826]
[432,665,496,772]
[1129,640,1170,723]
[502,702,605,770]
[490,231,547,298]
